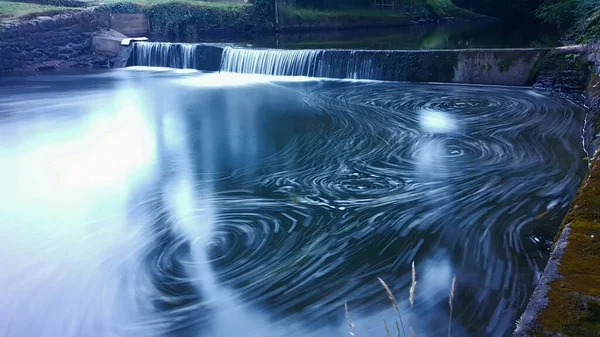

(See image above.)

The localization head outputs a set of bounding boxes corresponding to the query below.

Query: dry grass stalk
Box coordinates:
[377,277,406,337]
[448,275,456,337]
[383,319,392,337]
[345,301,356,337]
[409,261,416,309]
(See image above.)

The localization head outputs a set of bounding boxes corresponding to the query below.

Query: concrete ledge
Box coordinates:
[92,29,128,56]
[514,224,572,337]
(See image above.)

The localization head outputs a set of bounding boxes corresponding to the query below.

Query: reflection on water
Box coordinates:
[168,22,559,50]
[0,69,586,337]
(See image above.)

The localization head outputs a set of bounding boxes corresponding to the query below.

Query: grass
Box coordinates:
[0,0,246,23]
[0,0,80,21]
[345,262,457,337]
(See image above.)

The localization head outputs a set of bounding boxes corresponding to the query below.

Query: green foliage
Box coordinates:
[248,0,274,27]
[536,0,575,26]
[425,0,453,16]
[536,0,600,41]
[452,0,544,19]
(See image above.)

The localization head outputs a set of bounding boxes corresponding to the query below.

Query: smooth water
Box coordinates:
[0,69,586,337]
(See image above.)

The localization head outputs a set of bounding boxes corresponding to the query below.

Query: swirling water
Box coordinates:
[0,69,587,337]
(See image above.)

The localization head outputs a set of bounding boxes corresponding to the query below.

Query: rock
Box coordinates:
[37,16,56,30]
[35,62,58,71]
[58,45,74,54]
[554,70,589,90]
[533,74,555,89]
[438,17,456,23]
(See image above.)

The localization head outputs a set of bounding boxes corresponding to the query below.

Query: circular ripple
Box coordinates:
[202,81,586,336]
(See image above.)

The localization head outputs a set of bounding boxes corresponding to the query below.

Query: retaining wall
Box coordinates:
[0,9,113,72]
[514,43,600,337]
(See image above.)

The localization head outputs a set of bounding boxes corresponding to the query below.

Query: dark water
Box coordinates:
[0,69,586,337]
[168,22,559,50]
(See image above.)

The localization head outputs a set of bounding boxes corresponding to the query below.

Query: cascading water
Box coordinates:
[127,44,452,82]
[132,42,197,69]
[220,47,382,79]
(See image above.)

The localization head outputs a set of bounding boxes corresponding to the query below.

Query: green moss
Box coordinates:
[534,154,600,336]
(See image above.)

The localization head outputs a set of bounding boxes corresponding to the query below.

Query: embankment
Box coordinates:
[515,43,600,337]
[0,8,114,71]
[0,1,488,72]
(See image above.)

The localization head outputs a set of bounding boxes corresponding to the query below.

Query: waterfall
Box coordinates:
[220,47,384,80]
[126,44,455,83]
[132,42,197,69]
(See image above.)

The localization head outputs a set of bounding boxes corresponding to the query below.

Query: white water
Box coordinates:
[220,47,379,79]
[220,47,325,76]
[133,42,197,69]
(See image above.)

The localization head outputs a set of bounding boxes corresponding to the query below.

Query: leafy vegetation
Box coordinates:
[536,0,600,42]
[452,0,544,19]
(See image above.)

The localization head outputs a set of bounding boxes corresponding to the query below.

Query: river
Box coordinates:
[0,68,587,337]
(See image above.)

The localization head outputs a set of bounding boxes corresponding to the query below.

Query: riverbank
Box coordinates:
[515,43,600,337]
[0,0,489,72]
[1,0,486,35]
[0,8,114,72]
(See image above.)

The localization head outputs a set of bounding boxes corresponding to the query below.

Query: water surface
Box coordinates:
[0,69,586,337]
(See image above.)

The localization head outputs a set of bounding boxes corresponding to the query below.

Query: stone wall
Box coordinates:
[0,9,113,72]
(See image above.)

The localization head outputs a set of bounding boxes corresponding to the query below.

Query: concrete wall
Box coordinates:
[110,13,149,37]
[0,9,113,72]
[514,43,599,337]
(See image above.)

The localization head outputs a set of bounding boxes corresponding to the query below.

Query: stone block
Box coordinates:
[37,16,56,30]
[92,29,128,57]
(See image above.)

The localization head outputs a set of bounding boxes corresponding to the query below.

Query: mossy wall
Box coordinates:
[530,46,592,90]
[453,49,547,85]
[105,2,270,41]
[515,43,600,337]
